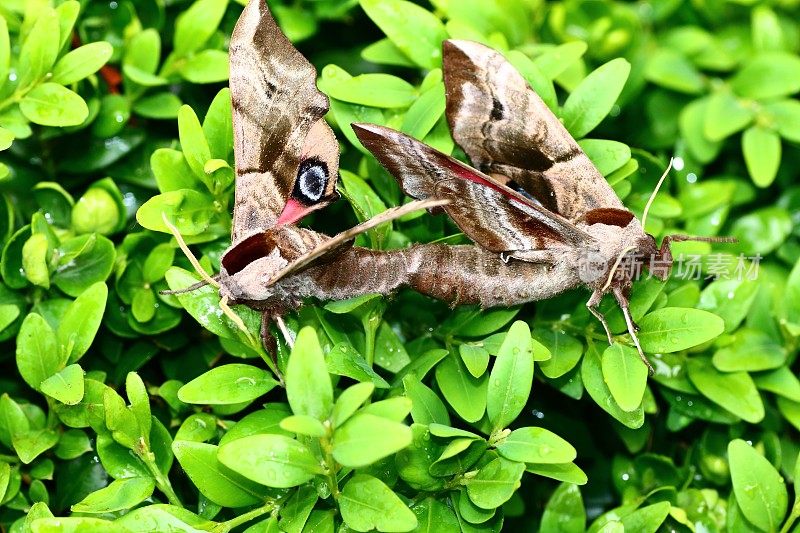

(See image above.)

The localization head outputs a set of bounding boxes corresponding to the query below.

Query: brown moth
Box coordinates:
[165,0,446,354]
[350,39,734,372]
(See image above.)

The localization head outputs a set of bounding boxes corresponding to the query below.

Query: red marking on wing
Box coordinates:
[439,157,517,199]
[276,198,312,226]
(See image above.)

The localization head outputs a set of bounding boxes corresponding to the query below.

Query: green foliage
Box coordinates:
[0,0,800,531]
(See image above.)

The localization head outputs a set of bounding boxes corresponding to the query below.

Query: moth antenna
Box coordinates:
[275,316,295,349]
[601,246,636,292]
[665,234,738,244]
[159,279,211,296]
[641,157,674,230]
[219,295,258,347]
[161,212,220,289]
[622,305,654,375]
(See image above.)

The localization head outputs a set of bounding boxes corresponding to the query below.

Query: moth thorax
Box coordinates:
[293,157,328,204]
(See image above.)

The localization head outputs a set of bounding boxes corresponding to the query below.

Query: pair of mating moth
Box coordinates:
[169,0,731,373]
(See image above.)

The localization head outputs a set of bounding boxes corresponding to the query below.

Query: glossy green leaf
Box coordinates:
[562,58,630,138]
[178,364,278,405]
[602,344,648,412]
[637,308,724,353]
[487,321,534,430]
[287,327,333,420]
[218,434,322,488]
[340,474,418,532]
[728,439,787,531]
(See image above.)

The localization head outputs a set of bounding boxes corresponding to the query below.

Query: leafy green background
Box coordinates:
[1,0,800,531]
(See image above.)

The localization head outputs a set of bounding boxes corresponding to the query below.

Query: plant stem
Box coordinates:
[780,507,800,533]
[320,429,340,499]
[138,446,182,508]
[214,500,277,532]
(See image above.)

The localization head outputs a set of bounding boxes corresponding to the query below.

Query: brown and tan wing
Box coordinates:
[353,123,593,255]
[442,39,625,222]
[229,0,338,243]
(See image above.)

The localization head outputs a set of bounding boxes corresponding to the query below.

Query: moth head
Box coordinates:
[220,233,289,302]
[276,120,340,226]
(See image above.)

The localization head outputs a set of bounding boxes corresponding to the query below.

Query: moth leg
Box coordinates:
[505,250,558,264]
[586,290,613,345]
[613,288,654,375]
[260,312,278,361]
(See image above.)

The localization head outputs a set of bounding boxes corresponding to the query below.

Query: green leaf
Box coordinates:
[133,92,183,120]
[332,413,412,467]
[16,313,60,391]
[217,434,322,488]
[581,344,644,429]
[644,49,705,94]
[178,364,278,405]
[435,352,487,423]
[50,234,115,298]
[487,321,534,431]
[340,474,418,532]
[31,517,125,532]
[537,329,584,379]
[203,88,234,161]
[0,126,13,151]
[496,427,576,464]
[686,358,764,423]
[280,414,326,438]
[562,58,630,138]
[362,38,416,67]
[331,382,375,428]
[404,377,450,426]
[20,83,89,127]
[177,105,213,189]
[51,42,113,85]
[704,90,754,142]
[526,462,588,485]
[17,8,60,88]
[137,190,215,235]
[731,206,792,255]
[401,80,445,139]
[0,17,9,91]
[742,125,781,187]
[114,505,213,531]
[465,457,525,510]
[713,329,785,372]
[40,364,84,405]
[601,344,647,412]
[619,502,671,532]
[680,97,722,163]
[533,42,588,80]
[287,327,333,420]
[540,483,586,533]
[578,139,631,176]
[328,73,418,108]
[172,440,265,507]
[360,0,447,69]
[124,28,161,73]
[728,439,788,531]
[173,0,229,56]
[13,429,59,464]
[731,52,800,100]
[58,281,108,363]
[179,49,229,83]
[22,233,50,288]
[766,99,800,143]
[459,344,490,378]
[71,477,155,513]
[637,307,724,353]
[412,497,460,532]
